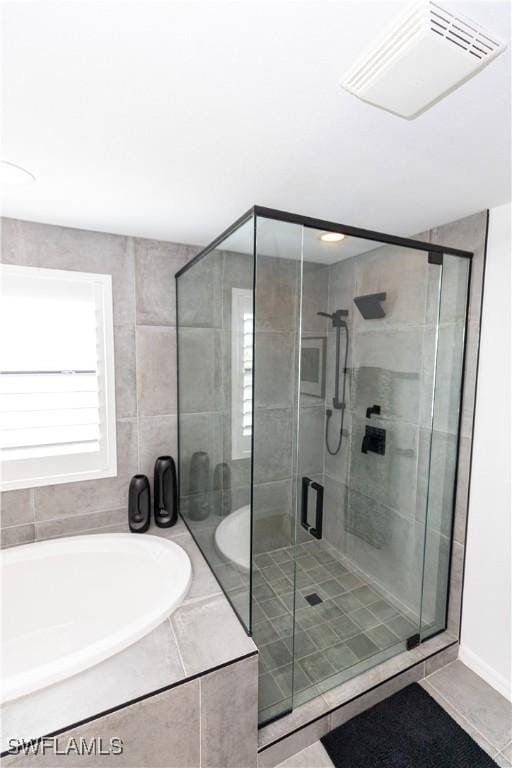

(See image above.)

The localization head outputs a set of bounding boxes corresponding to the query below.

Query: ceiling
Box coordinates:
[2,0,511,249]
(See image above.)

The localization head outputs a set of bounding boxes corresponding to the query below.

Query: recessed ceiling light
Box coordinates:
[0,161,36,186]
[320,232,345,243]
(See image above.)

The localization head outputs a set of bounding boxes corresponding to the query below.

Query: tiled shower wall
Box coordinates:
[0,218,198,547]
[178,249,302,551]
[314,212,486,638]
[250,212,486,640]
[320,238,467,629]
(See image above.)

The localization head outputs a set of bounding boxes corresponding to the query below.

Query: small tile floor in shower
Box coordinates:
[252,538,418,722]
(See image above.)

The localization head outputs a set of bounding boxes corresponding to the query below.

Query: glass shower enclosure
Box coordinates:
[176,207,471,725]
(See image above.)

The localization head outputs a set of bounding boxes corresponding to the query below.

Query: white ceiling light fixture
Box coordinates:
[340,0,507,119]
[320,232,345,243]
[1,161,36,186]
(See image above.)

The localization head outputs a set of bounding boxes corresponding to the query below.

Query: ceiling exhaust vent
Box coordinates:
[340,1,506,119]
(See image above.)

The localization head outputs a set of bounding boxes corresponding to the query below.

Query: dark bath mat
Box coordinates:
[321,683,498,768]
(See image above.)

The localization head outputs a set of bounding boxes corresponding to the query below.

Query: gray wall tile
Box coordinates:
[0,523,35,548]
[171,594,256,675]
[328,258,355,319]
[351,327,423,424]
[447,540,465,636]
[178,249,223,328]
[253,480,292,518]
[253,409,294,484]
[1,219,194,544]
[33,420,138,521]
[431,212,487,321]
[302,262,329,334]
[254,333,296,409]
[416,428,458,535]
[424,642,459,676]
[178,328,222,413]
[134,237,195,326]
[453,435,471,546]
[1,489,34,527]
[136,326,177,417]
[323,476,348,552]
[298,407,325,476]
[34,508,127,540]
[171,532,222,603]
[255,255,299,332]
[138,415,178,491]
[258,714,331,768]
[1,219,136,326]
[2,680,201,767]
[430,323,466,434]
[113,325,137,418]
[201,655,258,767]
[350,416,419,518]
[353,244,430,331]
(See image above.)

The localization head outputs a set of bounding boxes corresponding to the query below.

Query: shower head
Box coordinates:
[353,292,387,319]
[317,309,348,327]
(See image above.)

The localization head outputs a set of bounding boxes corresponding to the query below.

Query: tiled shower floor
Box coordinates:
[252,538,418,723]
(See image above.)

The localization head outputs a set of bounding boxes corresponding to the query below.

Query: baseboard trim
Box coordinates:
[459,644,512,702]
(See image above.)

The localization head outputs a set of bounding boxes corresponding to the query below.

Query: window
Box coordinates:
[231,288,253,461]
[0,265,117,490]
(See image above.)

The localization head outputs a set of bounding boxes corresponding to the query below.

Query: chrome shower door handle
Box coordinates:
[301,477,324,540]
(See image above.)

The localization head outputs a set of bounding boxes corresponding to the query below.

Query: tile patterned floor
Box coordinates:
[421,660,512,766]
[253,537,418,722]
[273,660,512,768]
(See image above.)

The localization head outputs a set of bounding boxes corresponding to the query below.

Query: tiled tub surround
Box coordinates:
[0,217,199,547]
[1,519,258,766]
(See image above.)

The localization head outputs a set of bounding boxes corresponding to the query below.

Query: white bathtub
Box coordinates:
[214,505,250,572]
[1,533,191,703]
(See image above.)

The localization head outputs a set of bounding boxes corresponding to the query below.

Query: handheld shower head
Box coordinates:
[317,309,348,327]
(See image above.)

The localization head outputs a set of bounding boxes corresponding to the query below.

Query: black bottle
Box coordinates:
[128,474,150,533]
[154,456,178,527]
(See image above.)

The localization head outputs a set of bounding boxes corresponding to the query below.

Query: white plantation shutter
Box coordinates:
[0,265,117,490]
[232,288,253,460]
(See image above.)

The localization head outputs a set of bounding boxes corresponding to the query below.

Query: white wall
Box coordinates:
[460,202,512,701]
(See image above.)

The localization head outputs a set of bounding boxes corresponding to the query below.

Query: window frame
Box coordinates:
[0,264,117,491]
[231,287,253,462]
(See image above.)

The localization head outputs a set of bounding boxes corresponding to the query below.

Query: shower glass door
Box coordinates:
[292,226,443,705]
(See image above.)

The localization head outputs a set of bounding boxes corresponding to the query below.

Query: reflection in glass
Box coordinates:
[176,210,471,726]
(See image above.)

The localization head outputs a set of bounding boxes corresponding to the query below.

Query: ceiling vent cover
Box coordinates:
[340,1,507,118]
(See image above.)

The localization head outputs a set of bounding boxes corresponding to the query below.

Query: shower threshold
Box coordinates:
[257,627,458,760]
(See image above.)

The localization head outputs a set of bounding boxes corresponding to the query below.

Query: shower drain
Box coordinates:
[304,592,323,606]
